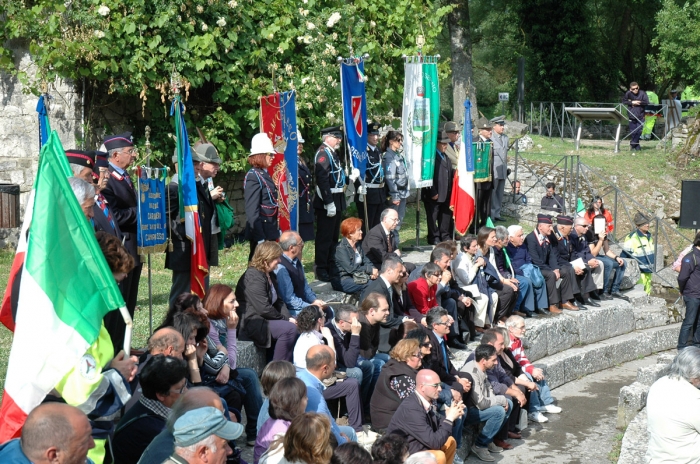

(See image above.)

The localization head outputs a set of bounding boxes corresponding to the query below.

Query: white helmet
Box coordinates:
[297,130,305,144]
[249,133,275,156]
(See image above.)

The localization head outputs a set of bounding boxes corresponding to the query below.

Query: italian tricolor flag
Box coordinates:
[0,131,126,441]
[450,99,476,234]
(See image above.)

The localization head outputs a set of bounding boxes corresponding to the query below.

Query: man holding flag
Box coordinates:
[101,133,142,356]
[314,126,352,282]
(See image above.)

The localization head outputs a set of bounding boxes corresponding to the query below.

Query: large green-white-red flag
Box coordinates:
[0,131,126,441]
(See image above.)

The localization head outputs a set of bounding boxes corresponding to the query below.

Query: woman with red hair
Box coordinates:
[332,217,378,294]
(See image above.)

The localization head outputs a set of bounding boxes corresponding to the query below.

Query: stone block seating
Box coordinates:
[617,352,677,464]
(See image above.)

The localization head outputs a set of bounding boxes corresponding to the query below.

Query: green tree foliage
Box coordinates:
[0,0,452,171]
[649,0,700,88]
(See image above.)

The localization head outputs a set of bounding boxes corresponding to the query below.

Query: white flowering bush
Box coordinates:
[0,0,451,171]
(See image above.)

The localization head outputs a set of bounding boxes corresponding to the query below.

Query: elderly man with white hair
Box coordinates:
[646,347,700,463]
[505,315,561,423]
[69,176,96,222]
[506,224,550,315]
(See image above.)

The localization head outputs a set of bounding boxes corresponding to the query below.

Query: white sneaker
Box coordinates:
[541,404,562,414]
[528,411,549,423]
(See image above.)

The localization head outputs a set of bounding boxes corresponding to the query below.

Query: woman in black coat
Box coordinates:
[235,241,297,362]
[244,133,281,261]
[332,217,378,294]
[297,131,315,242]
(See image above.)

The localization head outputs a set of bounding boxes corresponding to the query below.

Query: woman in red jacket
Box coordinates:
[584,196,614,234]
[407,262,442,315]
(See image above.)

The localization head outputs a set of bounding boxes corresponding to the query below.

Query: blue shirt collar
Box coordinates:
[109,162,125,175]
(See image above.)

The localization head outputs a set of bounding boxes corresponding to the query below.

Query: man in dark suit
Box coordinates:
[101,132,141,355]
[360,255,407,353]
[362,208,416,272]
[423,131,454,245]
[424,307,473,400]
[386,369,465,463]
[524,214,577,314]
[164,145,221,306]
[356,121,384,231]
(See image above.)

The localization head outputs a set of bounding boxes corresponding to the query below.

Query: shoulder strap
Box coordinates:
[114,411,161,436]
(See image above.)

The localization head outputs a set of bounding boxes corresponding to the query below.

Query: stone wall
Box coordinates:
[0,43,82,248]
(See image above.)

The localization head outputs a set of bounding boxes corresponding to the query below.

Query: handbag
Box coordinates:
[352,271,370,285]
[521,263,545,288]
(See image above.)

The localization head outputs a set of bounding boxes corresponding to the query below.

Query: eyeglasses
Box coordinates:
[434,321,449,326]
[422,383,441,388]
[421,342,432,347]
[631,87,639,91]
[339,319,353,325]
[399,271,407,277]
[120,148,137,156]
[411,353,422,359]
[432,272,442,277]
[170,383,188,395]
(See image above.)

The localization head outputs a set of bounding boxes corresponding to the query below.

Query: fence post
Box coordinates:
[549,103,553,140]
[575,156,580,216]
[654,217,660,271]
[613,189,618,241]
[561,103,565,141]
[563,156,568,214]
[512,143,519,204]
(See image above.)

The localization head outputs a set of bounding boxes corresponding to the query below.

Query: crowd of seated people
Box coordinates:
[58,204,649,464]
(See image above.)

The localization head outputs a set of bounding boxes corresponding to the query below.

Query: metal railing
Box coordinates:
[510,148,692,289]
[527,101,669,144]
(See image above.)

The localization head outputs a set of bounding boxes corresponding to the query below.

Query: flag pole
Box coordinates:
[144,125,154,336]
[119,306,133,357]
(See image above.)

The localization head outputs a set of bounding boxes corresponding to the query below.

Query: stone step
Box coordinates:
[522,291,669,364]
[533,323,680,390]
[616,350,675,437]
[618,408,649,464]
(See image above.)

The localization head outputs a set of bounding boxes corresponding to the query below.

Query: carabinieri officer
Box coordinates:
[314,126,349,282]
[355,121,384,231]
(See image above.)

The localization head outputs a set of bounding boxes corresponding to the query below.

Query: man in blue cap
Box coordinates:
[101,132,141,356]
[164,406,243,464]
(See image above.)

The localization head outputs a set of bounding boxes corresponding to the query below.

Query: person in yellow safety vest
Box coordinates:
[622,212,655,295]
[51,325,138,464]
[681,85,700,116]
[642,89,659,140]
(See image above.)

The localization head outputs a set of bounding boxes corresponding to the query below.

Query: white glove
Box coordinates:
[349,168,360,182]
[325,203,337,217]
[357,185,367,195]
[358,193,365,202]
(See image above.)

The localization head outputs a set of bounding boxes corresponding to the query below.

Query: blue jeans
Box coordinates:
[359,353,389,404]
[438,384,465,448]
[237,367,264,440]
[338,425,358,442]
[344,361,375,408]
[514,275,534,314]
[598,255,626,293]
[679,296,700,350]
[523,372,554,412]
[334,277,368,295]
[465,400,511,448]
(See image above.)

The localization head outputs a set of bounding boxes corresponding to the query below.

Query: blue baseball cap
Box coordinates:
[172,407,244,447]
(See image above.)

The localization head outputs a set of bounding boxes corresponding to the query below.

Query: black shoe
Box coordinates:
[534,308,548,315]
[494,217,507,222]
[448,339,468,350]
[578,304,588,310]
[611,291,630,301]
[583,298,600,307]
[523,311,534,318]
[599,292,613,301]
[316,270,331,282]
[590,292,601,301]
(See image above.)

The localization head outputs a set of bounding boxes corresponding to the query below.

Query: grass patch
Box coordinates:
[608,430,626,462]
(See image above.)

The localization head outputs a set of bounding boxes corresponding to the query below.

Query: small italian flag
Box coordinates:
[0,131,126,441]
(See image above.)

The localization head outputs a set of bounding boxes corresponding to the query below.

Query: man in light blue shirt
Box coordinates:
[275,231,326,316]
[296,345,358,445]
